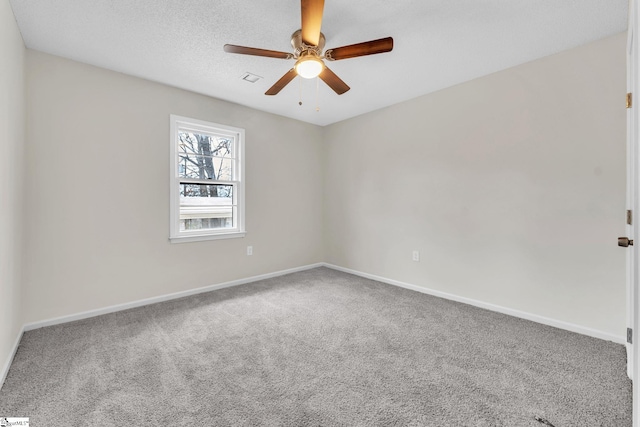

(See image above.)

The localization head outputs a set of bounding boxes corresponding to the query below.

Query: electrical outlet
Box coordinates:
[412,250,420,262]
[247,246,253,256]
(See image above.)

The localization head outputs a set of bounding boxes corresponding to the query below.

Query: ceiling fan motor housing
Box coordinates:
[291,29,325,57]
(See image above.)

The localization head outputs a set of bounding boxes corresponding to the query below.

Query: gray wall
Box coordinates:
[324,33,627,338]
[0,0,25,383]
[23,50,325,324]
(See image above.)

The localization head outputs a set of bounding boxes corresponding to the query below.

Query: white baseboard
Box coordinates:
[323,263,626,345]
[2,263,322,390]
[3,260,624,389]
[23,263,325,332]
[1,325,25,390]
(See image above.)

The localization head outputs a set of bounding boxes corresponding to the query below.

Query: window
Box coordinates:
[170,115,245,242]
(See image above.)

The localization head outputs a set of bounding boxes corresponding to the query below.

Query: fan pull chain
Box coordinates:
[298,77,303,106]
[315,77,320,112]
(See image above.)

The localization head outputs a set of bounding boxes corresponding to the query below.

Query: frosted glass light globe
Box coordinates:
[295,56,324,79]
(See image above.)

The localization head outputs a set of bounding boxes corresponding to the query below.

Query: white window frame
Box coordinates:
[169,115,245,243]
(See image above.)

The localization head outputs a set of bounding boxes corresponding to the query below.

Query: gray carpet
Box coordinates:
[0,267,632,426]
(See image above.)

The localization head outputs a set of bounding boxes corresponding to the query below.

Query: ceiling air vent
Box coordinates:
[241,72,262,83]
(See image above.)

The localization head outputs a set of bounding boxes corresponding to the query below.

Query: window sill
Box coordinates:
[170,231,246,244]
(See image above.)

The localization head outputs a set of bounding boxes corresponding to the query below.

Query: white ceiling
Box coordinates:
[9,0,628,126]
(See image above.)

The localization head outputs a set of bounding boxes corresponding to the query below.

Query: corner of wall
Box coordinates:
[0,0,27,389]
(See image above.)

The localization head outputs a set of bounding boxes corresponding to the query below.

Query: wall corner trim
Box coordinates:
[322,263,626,345]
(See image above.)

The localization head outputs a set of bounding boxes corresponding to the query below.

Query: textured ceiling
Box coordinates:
[9,0,628,126]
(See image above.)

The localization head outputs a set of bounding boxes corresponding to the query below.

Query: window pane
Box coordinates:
[178,155,233,181]
[179,184,234,231]
[178,132,234,158]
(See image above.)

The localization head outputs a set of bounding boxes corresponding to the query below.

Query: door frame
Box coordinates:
[631,0,640,426]
[629,0,637,382]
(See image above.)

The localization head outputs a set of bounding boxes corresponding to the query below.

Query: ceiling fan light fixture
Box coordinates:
[224,1,393,96]
[295,54,324,79]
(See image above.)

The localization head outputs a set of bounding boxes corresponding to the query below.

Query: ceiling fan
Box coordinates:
[223,0,394,96]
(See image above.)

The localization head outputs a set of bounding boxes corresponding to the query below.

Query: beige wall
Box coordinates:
[0,0,25,382]
[324,33,627,338]
[23,51,324,324]
[3,27,628,364]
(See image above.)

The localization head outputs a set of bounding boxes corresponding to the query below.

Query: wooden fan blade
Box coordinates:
[301,0,324,46]
[224,44,292,59]
[319,66,350,95]
[265,69,297,95]
[325,37,394,61]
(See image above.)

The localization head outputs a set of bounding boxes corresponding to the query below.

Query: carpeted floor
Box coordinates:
[0,267,632,426]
